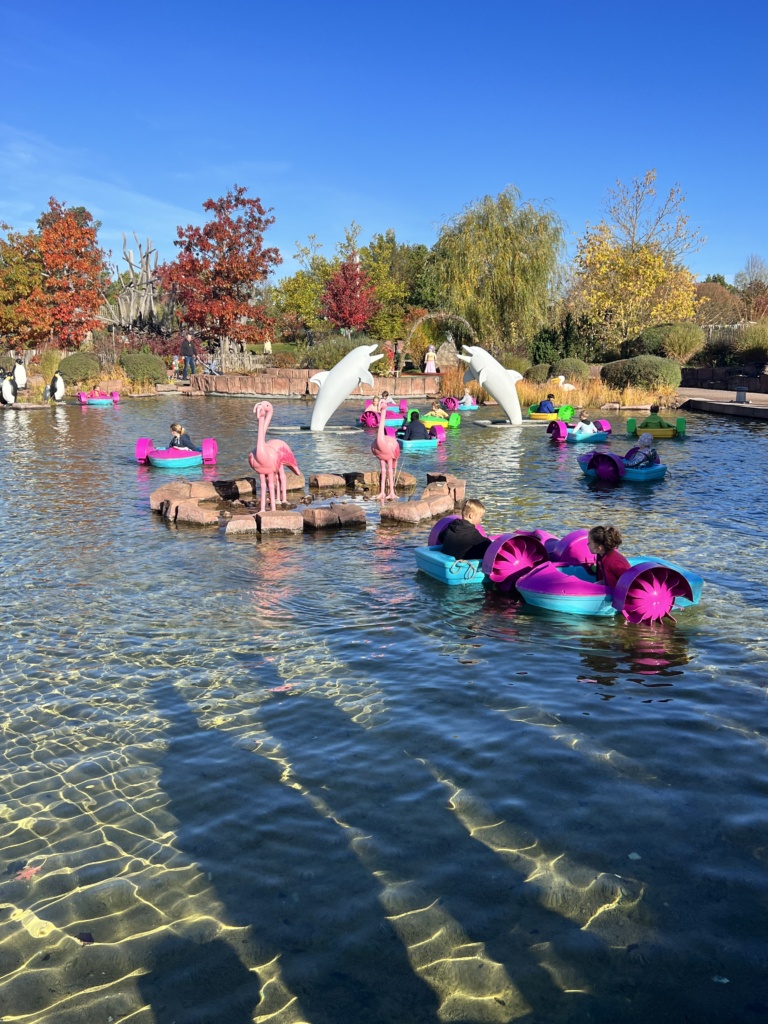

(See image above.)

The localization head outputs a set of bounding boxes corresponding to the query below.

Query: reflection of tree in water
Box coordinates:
[577,625,691,701]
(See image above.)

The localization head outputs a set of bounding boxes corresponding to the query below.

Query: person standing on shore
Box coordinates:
[180,334,197,380]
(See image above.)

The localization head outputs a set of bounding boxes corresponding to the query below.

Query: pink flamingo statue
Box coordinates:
[371,397,400,501]
[260,401,300,504]
[248,402,300,510]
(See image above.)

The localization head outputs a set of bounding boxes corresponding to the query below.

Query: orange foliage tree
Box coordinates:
[160,185,282,347]
[0,198,109,348]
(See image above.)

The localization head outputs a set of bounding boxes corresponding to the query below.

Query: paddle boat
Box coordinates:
[420,411,461,430]
[578,447,667,483]
[514,529,703,622]
[528,403,574,422]
[626,416,686,439]
[360,400,407,428]
[77,390,120,406]
[547,419,612,444]
[442,396,478,413]
[414,517,552,588]
[392,423,446,452]
[135,437,218,469]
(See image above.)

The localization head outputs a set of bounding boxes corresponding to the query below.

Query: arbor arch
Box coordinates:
[404,311,479,350]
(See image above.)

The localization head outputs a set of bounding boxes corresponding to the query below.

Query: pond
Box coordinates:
[0,396,766,1024]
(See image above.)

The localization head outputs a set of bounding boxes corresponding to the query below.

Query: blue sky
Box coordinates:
[2,0,766,283]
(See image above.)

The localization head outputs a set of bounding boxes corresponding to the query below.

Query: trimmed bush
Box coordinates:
[120,352,167,384]
[600,355,681,390]
[0,354,15,373]
[57,352,101,385]
[524,363,551,384]
[551,357,590,383]
[37,350,61,382]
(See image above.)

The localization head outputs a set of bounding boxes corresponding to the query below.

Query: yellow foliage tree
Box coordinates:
[576,224,697,342]
[575,170,700,344]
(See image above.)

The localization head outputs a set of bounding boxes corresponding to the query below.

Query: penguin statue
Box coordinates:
[11,359,26,390]
[0,372,18,406]
[50,371,65,402]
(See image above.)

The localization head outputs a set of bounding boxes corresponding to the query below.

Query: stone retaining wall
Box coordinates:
[190,370,443,399]
[681,366,768,393]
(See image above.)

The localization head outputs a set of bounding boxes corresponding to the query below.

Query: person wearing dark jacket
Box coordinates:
[402,411,434,441]
[440,499,492,560]
[169,423,202,452]
[537,394,556,413]
[180,334,197,380]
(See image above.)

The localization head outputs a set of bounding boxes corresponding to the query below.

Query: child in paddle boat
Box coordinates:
[430,400,448,419]
[461,388,476,406]
[624,433,657,467]
[585,525,631,589]
[441,499,492,561]
[571,411,597,435]
[638,404,672,429]
[169,422,202,452]
[401,411,435,441]
[87,386,106,399]
[537,393,556,413]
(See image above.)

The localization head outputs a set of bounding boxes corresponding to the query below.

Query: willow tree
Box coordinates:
[426,186,565,350]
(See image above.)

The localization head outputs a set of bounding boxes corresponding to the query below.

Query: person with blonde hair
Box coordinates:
[168,423,201,452]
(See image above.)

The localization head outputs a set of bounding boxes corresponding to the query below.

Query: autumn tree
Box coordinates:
[694,281,744,326]
[0,198,109,347]
[320,254,379,337]
[734,254,768,321]
[0,227,49,344]
[160,185,282,346]
[425,186,565,350]
[575,170,700,345]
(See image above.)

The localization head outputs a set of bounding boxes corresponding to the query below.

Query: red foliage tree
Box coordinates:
[0,227,51,345]
[37,198,110,347]
[159,185,282,346]
[321,255,380,337]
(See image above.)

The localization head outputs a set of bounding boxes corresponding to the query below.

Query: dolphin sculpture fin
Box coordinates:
[359,370,375,387]
[477,368,488,387]
[463,369,474,384]
[310,371,329,387]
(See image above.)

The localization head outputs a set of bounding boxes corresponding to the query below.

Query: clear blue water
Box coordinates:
[0,397,766,1024]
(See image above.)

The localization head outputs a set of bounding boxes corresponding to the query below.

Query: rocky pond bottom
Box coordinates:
[0,397,766,1023]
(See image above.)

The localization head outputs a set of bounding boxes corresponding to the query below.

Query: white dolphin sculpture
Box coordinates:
[457,345,523,425]
[309,343,383,431]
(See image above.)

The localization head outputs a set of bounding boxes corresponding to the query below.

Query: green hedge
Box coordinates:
[57,353,101,384]
[502,354,532,374]
[551,357,590,383]
[524,363,551,384]
[0,354,15,373]
[600,355,681,389]
[120,352,167,384]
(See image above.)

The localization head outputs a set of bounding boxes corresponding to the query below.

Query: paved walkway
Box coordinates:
[677,387,768,421]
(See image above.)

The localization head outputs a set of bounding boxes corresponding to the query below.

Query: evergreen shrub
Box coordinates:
[524,363,551,384]
[57,352,101,384]
[600,355,681,389]
[551,357,590,383]
[120,352,167,384]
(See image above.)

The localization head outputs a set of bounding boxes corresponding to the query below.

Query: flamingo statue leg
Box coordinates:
[260,402,300,507]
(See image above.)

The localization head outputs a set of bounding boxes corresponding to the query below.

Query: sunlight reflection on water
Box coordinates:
[0,398,766,1023]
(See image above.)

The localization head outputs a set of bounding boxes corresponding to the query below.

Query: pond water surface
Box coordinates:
[0,396,766,1024]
